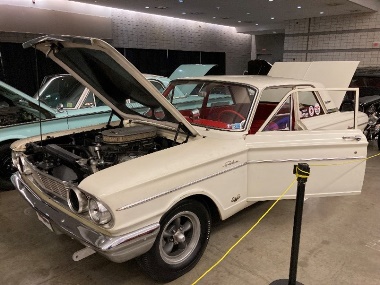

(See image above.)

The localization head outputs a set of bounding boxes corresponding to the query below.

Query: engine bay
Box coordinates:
[0,91,52,127]
[24,124,174,184]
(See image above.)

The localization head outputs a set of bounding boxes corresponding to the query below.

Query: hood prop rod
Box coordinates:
[174,122,192,144]
[34,46,43,146]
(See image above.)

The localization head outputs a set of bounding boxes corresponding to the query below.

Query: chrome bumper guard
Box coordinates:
[11,172,160,263]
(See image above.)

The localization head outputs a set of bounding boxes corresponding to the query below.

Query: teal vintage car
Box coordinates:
[0,65,215,190]
[0,80,115,190]
[34,64,216,110]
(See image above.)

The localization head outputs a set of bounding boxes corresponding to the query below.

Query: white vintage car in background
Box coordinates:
[11,36,368,282]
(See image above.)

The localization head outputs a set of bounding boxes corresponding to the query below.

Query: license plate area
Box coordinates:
[37,212,53,232]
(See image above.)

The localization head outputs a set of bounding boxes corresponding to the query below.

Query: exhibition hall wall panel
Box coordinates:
[111,9,251,75]
[283,7,380,67]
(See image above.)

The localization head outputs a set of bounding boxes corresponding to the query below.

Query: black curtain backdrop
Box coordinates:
[0,42,225,95]
[121,48,225,77]
[0,43,65,95]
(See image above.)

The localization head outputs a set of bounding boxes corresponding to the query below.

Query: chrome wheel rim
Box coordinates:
[159,211,201,265]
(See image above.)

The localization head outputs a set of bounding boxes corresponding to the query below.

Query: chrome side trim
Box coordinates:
[116,155,365,211]
[247,156,366,164]
[116,162,246,211]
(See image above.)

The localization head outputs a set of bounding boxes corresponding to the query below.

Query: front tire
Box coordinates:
[137,199,211,282]
[0,142,15,191]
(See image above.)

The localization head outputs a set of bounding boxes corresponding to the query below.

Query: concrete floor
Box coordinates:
[1,144,379,285]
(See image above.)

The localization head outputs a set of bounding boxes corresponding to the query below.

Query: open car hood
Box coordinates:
[0,80,56,115]
[169,64,215,80]
[23,36,199,137]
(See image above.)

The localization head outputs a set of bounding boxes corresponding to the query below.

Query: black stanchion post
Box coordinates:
[270,163,310,285]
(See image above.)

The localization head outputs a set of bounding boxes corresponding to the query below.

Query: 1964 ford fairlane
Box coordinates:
[11,36,368,282]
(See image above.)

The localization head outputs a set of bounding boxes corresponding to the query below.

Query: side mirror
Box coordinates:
[198,91,207,98]
[190,109,200,120]
[56,103,64,113]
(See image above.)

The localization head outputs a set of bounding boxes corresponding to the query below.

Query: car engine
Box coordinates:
[0,105,38,126]
[24,125,172,184]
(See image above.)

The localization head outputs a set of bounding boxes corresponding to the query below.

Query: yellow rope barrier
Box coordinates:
[191,177,297,285]
[191,151,380,285]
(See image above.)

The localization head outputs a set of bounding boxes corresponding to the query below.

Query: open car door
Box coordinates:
[245,87,367,201]
[245,129,367,201]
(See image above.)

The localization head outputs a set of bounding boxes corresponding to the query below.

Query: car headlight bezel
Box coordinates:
[67,187,89,214]
[88,198,112,225]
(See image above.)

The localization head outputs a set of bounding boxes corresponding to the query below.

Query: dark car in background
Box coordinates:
[340,67,380,148]
[340,67,380,115]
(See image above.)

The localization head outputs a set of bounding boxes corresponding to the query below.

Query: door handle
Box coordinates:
[342,135,362,141]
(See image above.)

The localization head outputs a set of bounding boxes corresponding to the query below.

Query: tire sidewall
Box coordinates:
[0,142,15,191]
[138,199,211,282]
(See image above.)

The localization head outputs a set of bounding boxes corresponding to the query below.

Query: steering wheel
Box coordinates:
[217,109,245,122]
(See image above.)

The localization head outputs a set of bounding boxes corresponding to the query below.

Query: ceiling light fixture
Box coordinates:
[255,23,259,25]
[213,16,216,19]
[297,6,301,9]
[269,0,274,2]
[247,12,250,15]
[238,20,241,23]
[271,17,274,19]
[145,6,149,9]
[320,11,324,14]
[182,12,186,14]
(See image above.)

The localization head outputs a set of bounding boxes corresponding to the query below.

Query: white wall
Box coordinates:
[0,1,252,75]
[283,9,380,67]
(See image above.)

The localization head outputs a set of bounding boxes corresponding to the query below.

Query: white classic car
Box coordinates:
[11,37,368,282]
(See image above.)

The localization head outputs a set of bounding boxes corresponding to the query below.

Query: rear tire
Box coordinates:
[0,142,15,191]
[137,199,211,282]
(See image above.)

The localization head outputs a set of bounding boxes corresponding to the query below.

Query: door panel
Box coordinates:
[1,116,70,142]
[245,129,367,201]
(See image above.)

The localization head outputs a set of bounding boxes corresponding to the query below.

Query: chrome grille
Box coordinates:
[23,158,68,200]
[35,172,68,199]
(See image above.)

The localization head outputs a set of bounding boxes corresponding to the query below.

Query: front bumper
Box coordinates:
[11,172,160,263]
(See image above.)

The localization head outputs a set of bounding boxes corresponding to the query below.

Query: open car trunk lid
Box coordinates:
[23,36,200,137]
[268,61,359,109]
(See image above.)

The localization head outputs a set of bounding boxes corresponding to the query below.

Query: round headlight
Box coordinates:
[88,199,112,225]
[68,188,88,213]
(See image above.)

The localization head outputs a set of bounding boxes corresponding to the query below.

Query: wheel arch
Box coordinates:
[167,194,221,225]
[0,139,18,146]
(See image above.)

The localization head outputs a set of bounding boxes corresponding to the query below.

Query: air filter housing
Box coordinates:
[101,125,157,144]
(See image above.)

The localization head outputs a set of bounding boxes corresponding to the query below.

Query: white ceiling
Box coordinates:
[69,0,379,34]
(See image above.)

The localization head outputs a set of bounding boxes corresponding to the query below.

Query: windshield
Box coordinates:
[165,80,257,130]
[37,76,86,109]
[0,84,53,127]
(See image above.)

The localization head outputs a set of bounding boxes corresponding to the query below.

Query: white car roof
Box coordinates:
[174,75,323,90]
